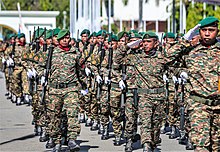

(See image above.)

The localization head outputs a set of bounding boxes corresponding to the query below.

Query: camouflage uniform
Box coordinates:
[48,46,81,144]
[167,40,220,151]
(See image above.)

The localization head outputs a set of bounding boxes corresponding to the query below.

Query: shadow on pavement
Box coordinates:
[0,133,36,145]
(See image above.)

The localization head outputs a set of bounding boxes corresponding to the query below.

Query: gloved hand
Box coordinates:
[180,71,188,83]
[41,76,46,86]
[32,68,38,78]
[96,75,103,84]
[127,39,142,48]
[183,24,201,40]
[27,69,33,78]
[119,80,126,90]
[85,67,91,76]
[104,77,111,85]
[172,76,178,84]
[163,74,169,83]
[80,89,89,96]
[8,57,14,67]
[2,57,6,63]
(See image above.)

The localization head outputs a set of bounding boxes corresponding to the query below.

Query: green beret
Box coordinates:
[53,28,61,36]
[117,31,129,40]
[96,30,107,37]
[139,32,146,36]
[108,34,118,42]
[35,28,44,39]
[199,16,219,28]
[143,31,158,40]
[57,29,70,40]
[128,29,138,34]
[46,30,52,39]
[163,32,175,39]
[9,33,16,39]
[129,33,142,39]
[88,32,96,40]
[17,33,25,39]
[71,37,76,41]
[80,29,90,36]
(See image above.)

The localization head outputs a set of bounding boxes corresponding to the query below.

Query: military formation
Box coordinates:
[0,16,219,152]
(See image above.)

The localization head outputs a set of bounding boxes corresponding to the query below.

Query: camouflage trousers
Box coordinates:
[139,93,165,146]
[4,68,10,91]
[167,92,179,126]
[124,92,138,139]
[78,93,92,118]
[21,69,29,95]
[11,66,23,97]
[188,98,220,152]
[48,87,81,144]
[89,89,99,121]
[32,91,45,126]
[100,86,122,137]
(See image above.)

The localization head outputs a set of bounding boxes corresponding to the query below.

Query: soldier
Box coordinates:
[166,16,220,152]
[47,29,82,152]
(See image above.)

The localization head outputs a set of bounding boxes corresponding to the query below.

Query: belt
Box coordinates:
[138,87,165,94]
[50,82,77,89]
[191,95,220,106]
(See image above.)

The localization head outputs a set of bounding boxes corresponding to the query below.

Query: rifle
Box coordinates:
[96,42,105,99]
[29,31,32,47]
[35,26,40,53]
[179,77,186,142]
[76,29,80,49]
[41,34,54,105]
[107,33,113,101]
[43,27,47,52]
[32,27,36,50]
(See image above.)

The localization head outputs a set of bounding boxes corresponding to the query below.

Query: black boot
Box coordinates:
[79,113,85,123]
[46,137,55,149]
[85,118,92,127]
[39,129,49,142]
[169,126,178,139]
[68,139,80,152]
[5,92,9,96]
[98,124,104,134]
[52,144,61,152]
[185,138,194,150]
[34,125,42,136]
[125,138,133,152]
[143,143,153,152]
[90,120,98,131]
[114,136,121,146]
[101,127,109,140]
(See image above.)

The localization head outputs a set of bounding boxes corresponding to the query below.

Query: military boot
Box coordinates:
[98,124,104,134]
[39,128,49,142]
[12,95,17,103]
[79,113,85,123]
[160,122,169,134]
[52,144,61,152]
[125,138,133,152]
[85,118,92,127]
[169,125,178,139]
[185,138,194,150]
[34,125,42,136]
[101,127,109,140]
[68,139,80,152]
[24,94,30,104]
[7,92,12,99]
[16,97,22,106]
[114,136,121,146]
[143,143,154,152]
[5,92,9,96]
[90,120,98,131]
[46,137,56,149]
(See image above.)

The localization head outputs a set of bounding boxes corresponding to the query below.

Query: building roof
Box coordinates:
[0,11,60,17]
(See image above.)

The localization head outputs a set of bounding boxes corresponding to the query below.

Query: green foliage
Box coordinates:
[102,24,118,34]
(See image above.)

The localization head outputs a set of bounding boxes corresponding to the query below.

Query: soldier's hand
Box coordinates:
[163,74,169,83]
[119,80,126,90]
[96,75,103,84]
[183,24,201,40]
[104,77,111,85]
[80,89,89,96]
[85,67,91,76]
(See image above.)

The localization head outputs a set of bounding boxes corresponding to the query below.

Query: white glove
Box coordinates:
[163,74,169,83]
[127,39,142,48]
[96,75,103,84]
[119,80,126,90]
[41,76,46,86]
[80,89,89,96]
[85,67,91,76]
[32,68,38,78]
[8,57,14,67]
[172,76,178,84]
[6,60,10,67]
[27,69,33,78]
[2,57,6,63]
[180,71,188,79]
[183,24,201,40]
[104,77,111,85]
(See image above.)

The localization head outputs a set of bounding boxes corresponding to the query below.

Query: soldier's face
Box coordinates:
[119,37,126,45]
[143,38,158,52]
[81,34,88,43]
[112,41,118,50]
[46,39,52,45]
[59,34,70,47]
[97,36,104,43]
[200,26,219,45]
[39,37,44,44]
[53,36,59,46]
[20,37,25,43]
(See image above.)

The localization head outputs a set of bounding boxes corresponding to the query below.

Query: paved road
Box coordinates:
[0,72,194,152]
